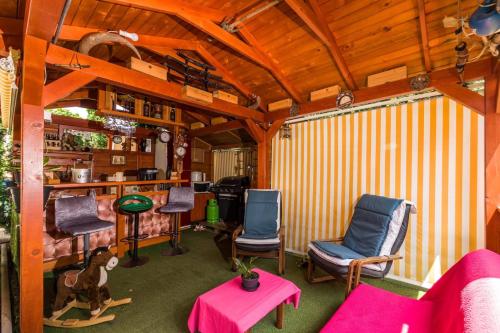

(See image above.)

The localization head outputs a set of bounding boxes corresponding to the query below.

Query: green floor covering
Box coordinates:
[43,229,423,333]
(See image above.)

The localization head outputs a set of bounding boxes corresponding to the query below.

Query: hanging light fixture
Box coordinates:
[103,116,137,136]
[279,123,291,140]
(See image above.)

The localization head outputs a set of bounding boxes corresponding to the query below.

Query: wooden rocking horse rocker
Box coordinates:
[44,246,131,328]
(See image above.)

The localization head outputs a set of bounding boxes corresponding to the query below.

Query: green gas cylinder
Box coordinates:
[206,199,219,224]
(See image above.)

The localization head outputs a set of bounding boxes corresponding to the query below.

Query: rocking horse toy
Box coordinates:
[44,247,131,328]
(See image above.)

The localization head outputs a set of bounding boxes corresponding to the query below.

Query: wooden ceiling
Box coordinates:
[58,0,485,104]
[0,0,490,109]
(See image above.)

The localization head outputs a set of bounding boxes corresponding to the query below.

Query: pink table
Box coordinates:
[188,269,301,333]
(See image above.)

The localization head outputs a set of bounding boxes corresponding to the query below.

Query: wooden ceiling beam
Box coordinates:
[305,0,357,90]
[104,0,226,22]
[59,25,266,111]
[43,71,96,107]
[58,25,200,50]
[244,119,266,143]
[266,118,286,141]
[432,81,485,114]
[238,27,303,103]
[24,0,66,41]
[0,16,23,35]
[184,110,211,125]
[196,44,267,111]
[416,0,432,72]
[104,1,302,103]
[105,0,266,66]
[265,58,493,122]
[45,44,265,122]
[190,120,244,137]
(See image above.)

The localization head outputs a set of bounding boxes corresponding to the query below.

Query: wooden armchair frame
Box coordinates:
[232,224,286,275]
[307,237,404,297]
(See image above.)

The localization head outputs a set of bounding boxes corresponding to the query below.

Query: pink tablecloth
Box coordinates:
[188,268,301,333]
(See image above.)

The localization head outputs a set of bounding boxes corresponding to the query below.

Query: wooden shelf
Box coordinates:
[96,108,187,128]
[50,179,188,189]
[45,150,93,155]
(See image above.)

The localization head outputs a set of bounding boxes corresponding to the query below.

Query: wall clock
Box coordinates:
[336,90,354,109]
[158,129,171,143]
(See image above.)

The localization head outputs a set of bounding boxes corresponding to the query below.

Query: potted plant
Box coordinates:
[233,257,260,292]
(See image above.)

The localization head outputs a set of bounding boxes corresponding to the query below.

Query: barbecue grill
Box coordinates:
[210,176,250,225]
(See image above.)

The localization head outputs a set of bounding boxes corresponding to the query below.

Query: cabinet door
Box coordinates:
[189,193,215,223]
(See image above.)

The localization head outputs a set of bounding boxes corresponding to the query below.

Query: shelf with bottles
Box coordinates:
[98,86,186,128]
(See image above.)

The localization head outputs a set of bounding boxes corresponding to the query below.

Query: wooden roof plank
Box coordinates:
[416,0,432,71]
[196,44,267,111]
[306,0,358,90]
[238,27,303,102]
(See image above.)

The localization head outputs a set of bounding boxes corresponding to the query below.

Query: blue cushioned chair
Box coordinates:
[307,194,416,297]
[231,189,284,275]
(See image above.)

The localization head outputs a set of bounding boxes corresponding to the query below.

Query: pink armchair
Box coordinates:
[321,249,500,333]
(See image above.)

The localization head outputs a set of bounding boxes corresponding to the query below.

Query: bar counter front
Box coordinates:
[43,179,188,271]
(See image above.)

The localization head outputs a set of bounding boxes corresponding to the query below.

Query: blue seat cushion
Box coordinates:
[243,190,280,239]
[312,241,365,260]
[342,194,403,257]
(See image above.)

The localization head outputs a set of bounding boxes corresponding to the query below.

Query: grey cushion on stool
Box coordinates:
[159,187,194,213]
[158,187,194,256]
[55,192,114,235]
[55,192,115,266]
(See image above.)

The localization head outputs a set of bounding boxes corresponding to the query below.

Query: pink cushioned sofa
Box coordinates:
[321,249,500,333]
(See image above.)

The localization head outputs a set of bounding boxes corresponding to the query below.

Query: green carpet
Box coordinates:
[43,230,422,332]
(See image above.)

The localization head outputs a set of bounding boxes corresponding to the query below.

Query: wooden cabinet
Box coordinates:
[182,192,215,225]
[191,192,215,222]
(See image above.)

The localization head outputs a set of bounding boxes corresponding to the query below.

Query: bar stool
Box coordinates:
[117,194,153,268]
[55,191,114,266]
[159,187,194,256]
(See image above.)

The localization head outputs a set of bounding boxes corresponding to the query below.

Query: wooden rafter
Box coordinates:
[305,0,357,90]
[58,25,200,50]
[244,118,265,143]
[0,16,23,35]
[432,81,485,114]
[105,0,266,66]
[184,110,211,125]
[105,0,226,22]
[238,27,302,102]
[196,44,267,111]
[45,44,265,122]
[23,0,66,41]
[266,119,286,141]
[58,25,266,111]
[416,0,432,72]
[190,120,244,136]
[265,58,493,122]
[104,1,301,102]
[43,71,96,107]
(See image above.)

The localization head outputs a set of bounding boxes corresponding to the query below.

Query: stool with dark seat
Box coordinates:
[55,191,114,266]
[117,194,154,268]
[159,187,194,256]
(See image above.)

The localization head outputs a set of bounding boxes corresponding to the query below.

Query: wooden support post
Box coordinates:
[19,35,47,333]
[257,140,268,189]
[485,74,500,252]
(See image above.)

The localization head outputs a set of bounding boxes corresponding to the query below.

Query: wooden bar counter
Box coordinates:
[43,179,188,271]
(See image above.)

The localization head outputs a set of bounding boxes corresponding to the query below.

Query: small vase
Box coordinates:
[241,272,260,292]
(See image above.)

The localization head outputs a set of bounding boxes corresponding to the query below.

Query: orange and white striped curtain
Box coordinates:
[271,96,485,285]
